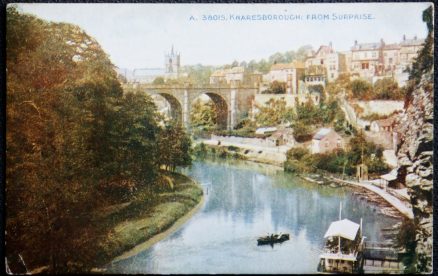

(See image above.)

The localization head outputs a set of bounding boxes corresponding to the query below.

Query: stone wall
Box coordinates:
[253,93,319,109]
[355,100,404,116]
[211,134,277,147]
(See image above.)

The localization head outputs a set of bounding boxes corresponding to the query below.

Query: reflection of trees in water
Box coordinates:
[188,161,399,247]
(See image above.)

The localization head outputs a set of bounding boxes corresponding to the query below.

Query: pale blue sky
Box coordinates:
[15,3,432,70]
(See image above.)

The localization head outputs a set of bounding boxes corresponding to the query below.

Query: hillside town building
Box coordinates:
[311,128,344,154]
[263,61,305,94]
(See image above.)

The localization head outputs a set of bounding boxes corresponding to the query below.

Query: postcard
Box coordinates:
[5,2,434,274]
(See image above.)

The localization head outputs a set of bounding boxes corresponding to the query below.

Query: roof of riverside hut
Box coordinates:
[313,128,332,140]
[324,219,360,240]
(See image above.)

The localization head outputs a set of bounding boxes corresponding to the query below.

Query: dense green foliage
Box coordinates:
[373,78,405,100]
[261,81,287,94]
[224,45,313,74]
[190,99,218,130]
[285,133,388,175]
[395,219,417,273]
[182,64,215,85]
[290,98,349,141]
[6,7,192,273]
[326,74,405,101]
[349,79,372,99]
[407,6,433,86]
[254,98,289,127]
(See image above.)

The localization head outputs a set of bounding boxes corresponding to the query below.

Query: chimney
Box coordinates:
[354,40,358,46]
[403,34,406,41]
[329,41,333,48]
[414,35,417,40]
[380,38,385,46]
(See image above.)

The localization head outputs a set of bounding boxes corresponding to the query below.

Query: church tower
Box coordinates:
[165,45,180,78]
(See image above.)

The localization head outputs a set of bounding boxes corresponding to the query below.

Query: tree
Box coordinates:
[261,81,287,94]
[255,98,290,127]
[157,124,192,172]
[6,7,167,273]
[269,52,286,64]
[326,73,351,97]
[373,78,403,100]
[152,76,165,85]
[295,45,314,61]
[349,79,372,99]
[7,7,122,271]
[190,99,217,130]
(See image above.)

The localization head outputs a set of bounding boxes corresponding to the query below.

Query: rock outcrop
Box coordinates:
[395,70,433,271]
[394,7,434,269]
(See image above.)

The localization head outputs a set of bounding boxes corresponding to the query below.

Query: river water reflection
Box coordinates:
[109,159,399,274]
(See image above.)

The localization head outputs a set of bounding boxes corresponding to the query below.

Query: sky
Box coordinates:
[15,3,432,70]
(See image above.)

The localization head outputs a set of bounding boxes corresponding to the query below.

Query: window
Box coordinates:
[389,58,393,64]
[331,73,334,78]
[320,59,324,65]
[373,52,377,58]
[361,62,369,69]
[364,52,367,58]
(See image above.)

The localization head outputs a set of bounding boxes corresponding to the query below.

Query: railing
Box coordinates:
[124,82,259,90]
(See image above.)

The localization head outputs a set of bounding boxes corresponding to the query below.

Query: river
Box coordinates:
[108,158,399,274]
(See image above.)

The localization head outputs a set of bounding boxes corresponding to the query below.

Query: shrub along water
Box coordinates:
[285,133,389,176]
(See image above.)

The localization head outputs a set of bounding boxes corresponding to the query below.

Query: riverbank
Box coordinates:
[329,176,413,219]
[300,172,413,219]
[194,138,291,166]
[91,172,203,272]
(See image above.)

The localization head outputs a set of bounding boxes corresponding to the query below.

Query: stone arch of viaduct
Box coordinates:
[131,85,258,130]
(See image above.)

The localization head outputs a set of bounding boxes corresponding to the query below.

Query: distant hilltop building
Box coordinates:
[348,35,425,85]
[130,45,182,83]
[305,42,347,82]
[165,45,181,79]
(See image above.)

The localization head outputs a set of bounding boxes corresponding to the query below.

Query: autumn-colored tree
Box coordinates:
[6,7,170,273]
[261,81,287,94]
[190,98,218,130]
[373,78,404,100]
[255,98,290,127]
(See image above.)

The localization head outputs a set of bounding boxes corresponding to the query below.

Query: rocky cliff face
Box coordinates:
[395,68,433,272]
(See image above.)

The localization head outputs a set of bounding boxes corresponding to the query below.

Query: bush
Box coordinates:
[292,121,313,142]
[396,218,417,273]
[373,78,404,100]
[349,79,372,99]
[261,81,287,94]
[192,142,207,158]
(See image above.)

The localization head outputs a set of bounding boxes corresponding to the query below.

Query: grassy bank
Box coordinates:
[91,172,203,269]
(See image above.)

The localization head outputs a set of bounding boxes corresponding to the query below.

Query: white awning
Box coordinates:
[319,252,358,261]
[324,219,360,240]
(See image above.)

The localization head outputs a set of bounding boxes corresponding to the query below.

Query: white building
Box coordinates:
[264,61,305,94]
[210,66,245,85]
[305,43,347,82]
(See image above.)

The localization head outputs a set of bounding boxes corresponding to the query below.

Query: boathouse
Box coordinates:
[318,219,365,273]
